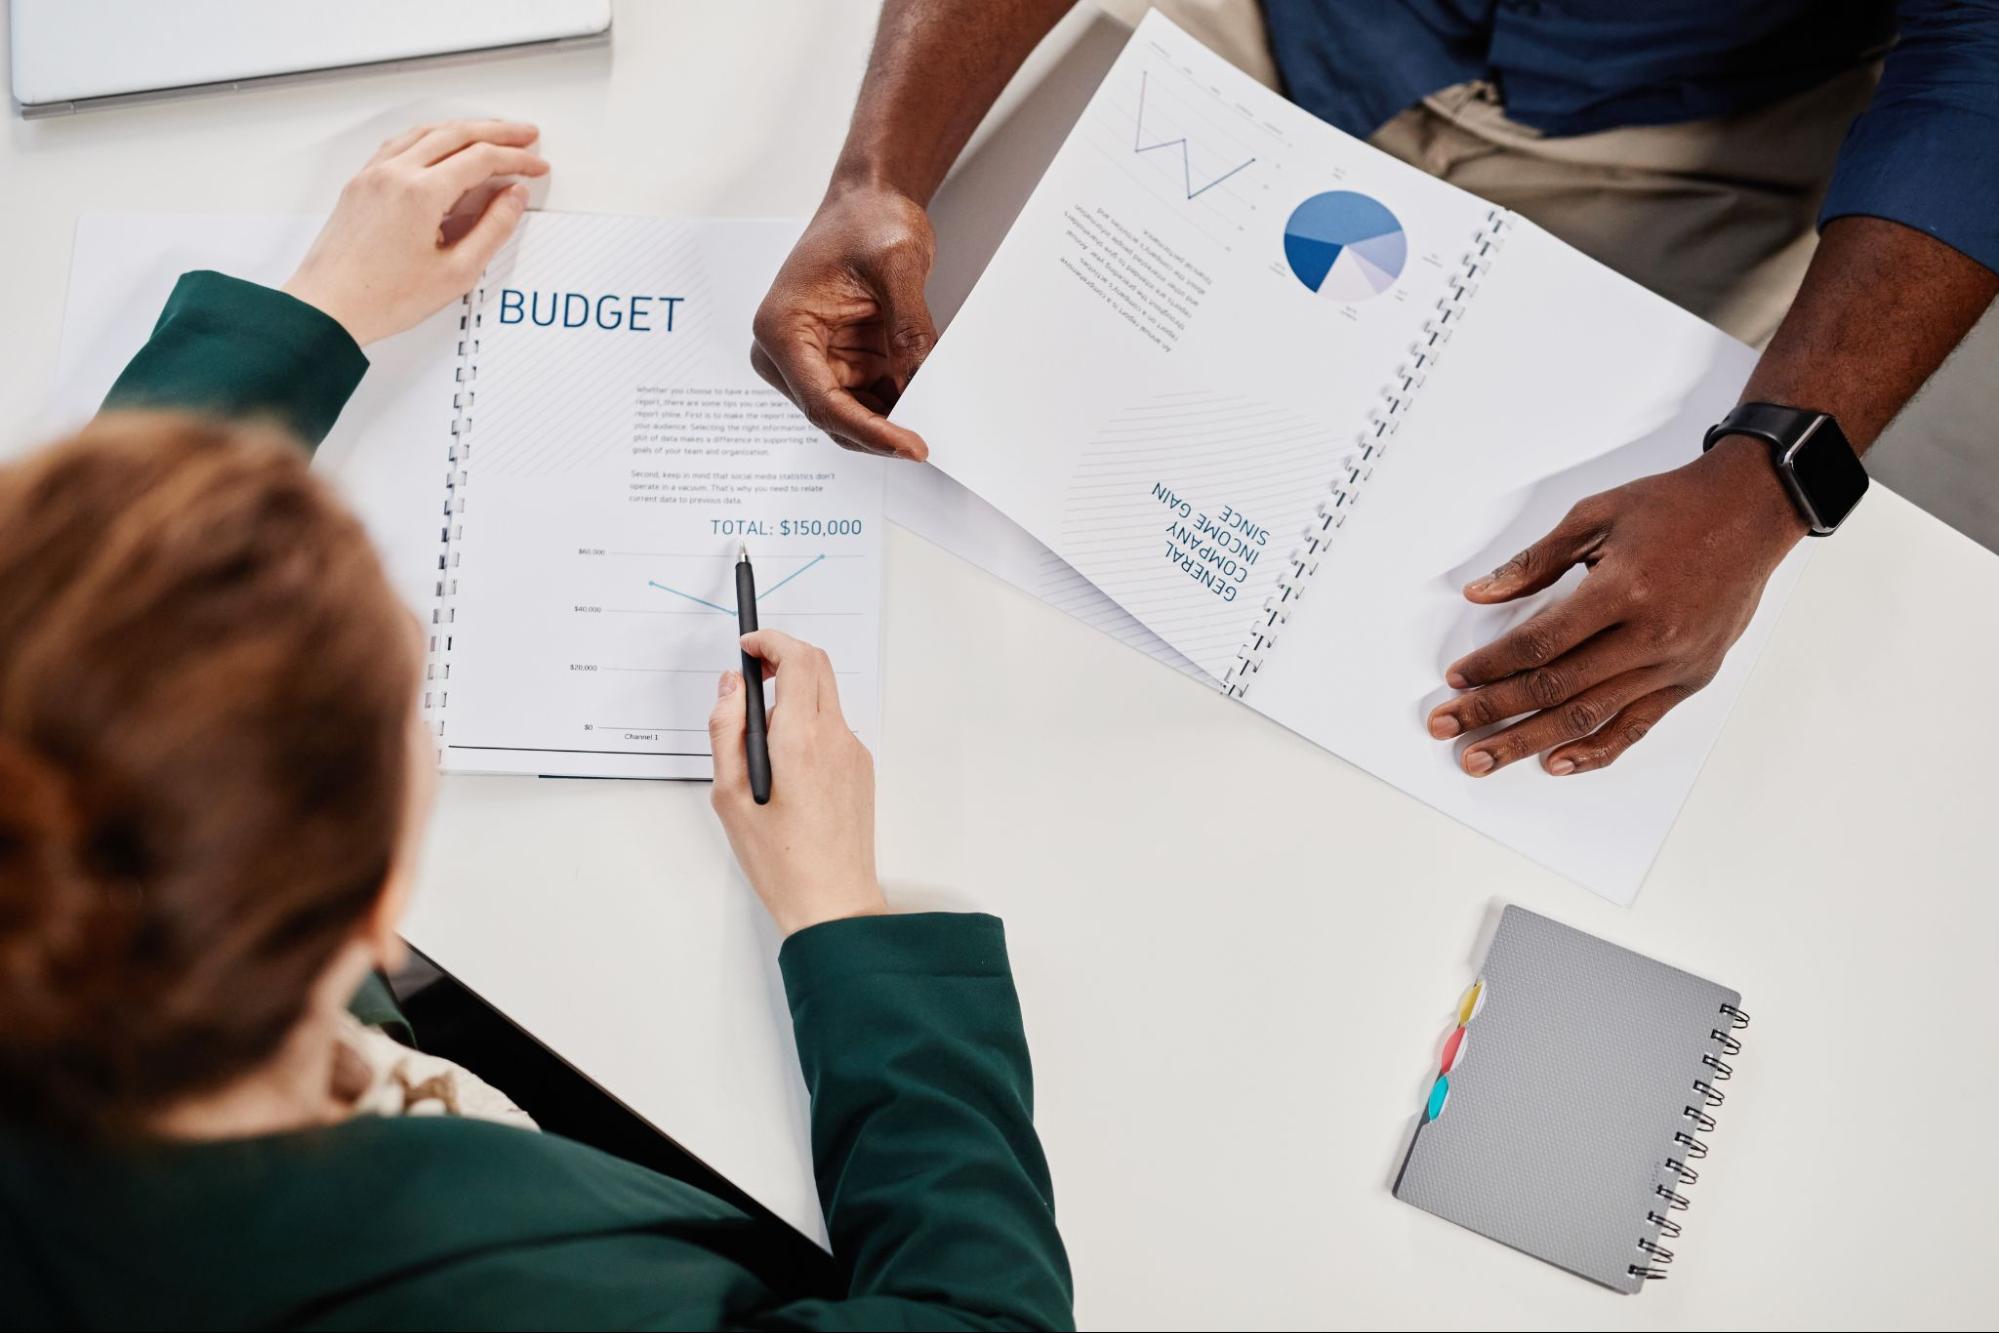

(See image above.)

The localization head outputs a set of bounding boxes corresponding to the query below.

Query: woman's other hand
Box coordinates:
[708,630,886,936]
[282,120,549,346]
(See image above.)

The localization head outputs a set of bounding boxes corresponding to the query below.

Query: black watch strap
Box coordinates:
[1702,402,1813,455]
[1702,401,1868,537]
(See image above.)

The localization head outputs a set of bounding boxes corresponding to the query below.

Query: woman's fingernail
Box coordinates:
[1429,713,1461,739]
[1548,757,1576,775]
[1446,670,1470,690]
[1465,750,1495,775]
[717,671,739,697]
[1464,577,1492,595]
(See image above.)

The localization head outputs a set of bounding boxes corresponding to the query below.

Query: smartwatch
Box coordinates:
[1702,401,1868,537]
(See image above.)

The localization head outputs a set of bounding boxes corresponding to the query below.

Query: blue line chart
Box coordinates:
[1132,71,1256,201]
[760,553,825,597]
[645,553,828,616]
[644,581,733,615]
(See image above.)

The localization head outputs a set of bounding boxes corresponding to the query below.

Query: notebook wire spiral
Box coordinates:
[1629,1002,1750,1280]
[1221,207,1514,699]
[422,281,492,748]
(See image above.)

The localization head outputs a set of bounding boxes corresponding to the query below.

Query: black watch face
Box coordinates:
[1788,416,1869,531]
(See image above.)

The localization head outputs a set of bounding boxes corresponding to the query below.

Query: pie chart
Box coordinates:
[1283,191,1407,303]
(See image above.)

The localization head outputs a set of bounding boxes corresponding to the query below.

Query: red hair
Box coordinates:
[0,412,419,1133]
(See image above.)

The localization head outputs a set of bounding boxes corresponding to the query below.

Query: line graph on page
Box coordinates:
[644,552,831,615]
[535,543,875,745]
[1133,72,1255,200]
[1073,37,1296,251]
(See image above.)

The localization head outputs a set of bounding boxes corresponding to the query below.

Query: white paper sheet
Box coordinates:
[887,462,1205,679]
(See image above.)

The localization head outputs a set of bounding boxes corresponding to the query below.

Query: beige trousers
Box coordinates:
[1102,0,1878,345]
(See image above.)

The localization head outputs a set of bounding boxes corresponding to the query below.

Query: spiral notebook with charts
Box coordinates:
[1393,905,1749,1293]
[53,213,885,782]
[889,10,1810,904]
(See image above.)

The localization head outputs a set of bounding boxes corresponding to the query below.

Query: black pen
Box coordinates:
[735,543,772,805]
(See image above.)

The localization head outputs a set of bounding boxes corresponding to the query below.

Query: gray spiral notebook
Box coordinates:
[1393,905,1749,1293]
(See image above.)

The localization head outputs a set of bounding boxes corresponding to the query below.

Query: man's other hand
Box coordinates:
[1427,436,1808,776]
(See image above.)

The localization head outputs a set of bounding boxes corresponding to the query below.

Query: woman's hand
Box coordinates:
[708,630,886,936]
[282,120,549,346]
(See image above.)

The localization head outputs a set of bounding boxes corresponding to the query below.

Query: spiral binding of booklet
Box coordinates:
[423,282,491,743]
[1221,207,1513,701]
[1629,1001,1751,1280]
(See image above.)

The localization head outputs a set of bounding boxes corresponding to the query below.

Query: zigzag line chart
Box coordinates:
[1132,71,1256,200]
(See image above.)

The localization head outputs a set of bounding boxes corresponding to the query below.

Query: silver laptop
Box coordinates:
[10,0,612,118]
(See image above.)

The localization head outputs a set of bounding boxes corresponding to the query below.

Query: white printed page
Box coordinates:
[1247,219,1812,902]
[885,462,1206,680]
[892,10,1495,683]
[439,215,884,778]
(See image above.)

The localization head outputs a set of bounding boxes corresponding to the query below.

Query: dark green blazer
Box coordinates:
[0,273,1071,1331]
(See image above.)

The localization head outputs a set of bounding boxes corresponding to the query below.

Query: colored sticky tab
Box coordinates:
[1440,1025,1469,1073]
[1457,978,1486,1025]
[1424,1074,1451,1122]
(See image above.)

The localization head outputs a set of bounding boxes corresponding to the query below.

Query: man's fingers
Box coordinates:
[750,342,868,454]
[750,343,789,395]
[740,629,837,715]
[750,319,931,460]
[817,384,929,461]
[868,245,939,392]
[772,345,931,459]
[429,142,549,199]
[1430,628,1642,738]
[1461,501,1609,605]
[395,119,540,167]
[449,185,530,277]
[1544,684,1699,775]
[1453,669,1665,777]
[707,670,750,797]
[1445,581,1620,688]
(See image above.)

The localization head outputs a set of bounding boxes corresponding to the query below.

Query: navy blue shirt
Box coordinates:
[1262,0,1999,273]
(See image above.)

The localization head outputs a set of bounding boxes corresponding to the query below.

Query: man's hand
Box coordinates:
[1427,437,1806,776]
[1434,217,1999,783]
[748,0,1077,459]
[750,184,938,461]
[1425,214,1997,779]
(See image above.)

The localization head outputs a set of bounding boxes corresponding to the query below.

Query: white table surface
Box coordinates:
[5,4,1997,1328]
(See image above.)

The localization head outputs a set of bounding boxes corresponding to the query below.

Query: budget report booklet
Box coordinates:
[54,213,884,781]
[891,11,1809,902]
